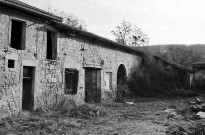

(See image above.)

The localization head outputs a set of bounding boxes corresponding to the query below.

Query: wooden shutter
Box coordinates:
[21,22,26,50]
[64,69,79,95]
[8,18,12,47]
[51,32,57,60]
[72,70,79,95]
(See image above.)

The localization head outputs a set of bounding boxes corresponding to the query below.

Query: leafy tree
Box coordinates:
[47,7,87,31]
[111,20,149,47]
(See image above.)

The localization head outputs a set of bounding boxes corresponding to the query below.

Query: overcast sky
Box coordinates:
[20,0,205,45]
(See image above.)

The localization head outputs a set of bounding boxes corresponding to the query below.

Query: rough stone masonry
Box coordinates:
[0,1,143,116]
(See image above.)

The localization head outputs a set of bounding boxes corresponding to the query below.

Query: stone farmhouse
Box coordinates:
[0,0,190,115]
[0,0,144,114]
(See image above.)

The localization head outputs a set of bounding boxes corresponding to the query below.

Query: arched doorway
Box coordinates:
[116,64,127,100]
[117,64,127,85]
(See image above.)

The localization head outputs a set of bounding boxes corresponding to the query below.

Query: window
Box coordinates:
[64,68,79,95]
[105,72,112,90]
[47,30,57,60]
[5,54,18,71]
[10,19,26,50]
[8,59,15,68]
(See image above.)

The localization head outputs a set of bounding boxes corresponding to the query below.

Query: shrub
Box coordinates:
[116,85,130,100]
[165,88,199,97]
[127,55,189,97]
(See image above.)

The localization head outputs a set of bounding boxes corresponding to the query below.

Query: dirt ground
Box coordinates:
[1,96,205,135]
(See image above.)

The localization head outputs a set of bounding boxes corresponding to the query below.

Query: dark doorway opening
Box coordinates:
[117,64,127,99]
[22,66,35,111]
[117,64,127,85]
[85,68,101,103]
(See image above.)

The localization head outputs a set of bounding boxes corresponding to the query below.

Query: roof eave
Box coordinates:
[0,0,63,22]
[154,55,192,72]
[51,21,144,56]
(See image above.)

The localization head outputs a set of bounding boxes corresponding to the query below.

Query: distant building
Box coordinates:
[191,62,205,90]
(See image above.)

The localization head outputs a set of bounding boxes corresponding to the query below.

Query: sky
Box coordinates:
[20,0,205,45]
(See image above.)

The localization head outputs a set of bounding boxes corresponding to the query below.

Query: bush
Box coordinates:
[165,89,199,97]
[127,55,190,97]
[116,85,130,100]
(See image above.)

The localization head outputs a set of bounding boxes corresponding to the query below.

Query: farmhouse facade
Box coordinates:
[0,0,192,116]
[0,0,144,114]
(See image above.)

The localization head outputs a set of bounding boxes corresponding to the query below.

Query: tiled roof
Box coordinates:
[0,0,144,56]
[154,55,192,72]
[0,0,193,71]
[192,61,205,65]
[0,0,62,21]
[51,20,145,56]
[192,62,205,68]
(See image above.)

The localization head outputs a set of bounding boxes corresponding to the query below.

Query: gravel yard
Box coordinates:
[1,96,205,135]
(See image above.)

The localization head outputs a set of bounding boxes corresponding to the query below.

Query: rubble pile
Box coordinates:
[189,98,205,119]
[166,98,205,135]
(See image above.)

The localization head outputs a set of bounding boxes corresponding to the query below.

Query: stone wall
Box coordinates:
[58,36,141,102]
[0,6,142,115]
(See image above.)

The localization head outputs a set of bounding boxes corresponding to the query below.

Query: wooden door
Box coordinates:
[85,68,101,103]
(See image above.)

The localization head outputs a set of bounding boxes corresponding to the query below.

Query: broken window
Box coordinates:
[47,30,57,60]
[8,59,15,68]
[105,72,112,90]
[10,19,26,50]
[64,68,79,95]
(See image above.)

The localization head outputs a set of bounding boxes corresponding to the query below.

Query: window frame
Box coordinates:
[105,72,113,90]
[9,18,26,50]
[64,68,79,95]
[8,59,15,68]
[5,53,18,72]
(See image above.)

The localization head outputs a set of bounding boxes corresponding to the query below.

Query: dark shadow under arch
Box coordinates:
[117,64,127,86]
[116,64,127,100]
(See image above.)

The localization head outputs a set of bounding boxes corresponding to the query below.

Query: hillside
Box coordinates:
[148,44,205,63]
[149,44,205,54]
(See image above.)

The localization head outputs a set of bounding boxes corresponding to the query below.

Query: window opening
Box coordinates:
[8,59,15,68]
[10,19,26,50]
[47,30,57,60]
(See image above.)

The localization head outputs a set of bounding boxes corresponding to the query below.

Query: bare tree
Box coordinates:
[111,20,149,47]
[164,45,202,67]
